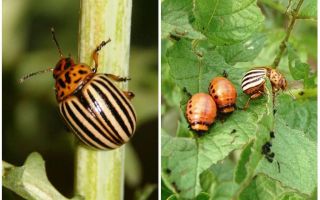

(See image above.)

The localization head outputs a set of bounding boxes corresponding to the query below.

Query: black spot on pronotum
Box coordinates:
[230,129,236,134]
[273,109,277,115]
[65,71,71,84]
[189,111,192,114]
[214,95,218,99]
[165,168,171,174]
[78,70,88,74]
[299,91,304,96]
[270,131,275,138]
[64,58,72,69]
[58,78,66,88]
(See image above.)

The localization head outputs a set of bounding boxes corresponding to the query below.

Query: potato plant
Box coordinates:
[161,0,317,199]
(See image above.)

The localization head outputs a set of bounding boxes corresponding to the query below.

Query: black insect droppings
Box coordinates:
[230,129,237,134]
[270,131,275,138]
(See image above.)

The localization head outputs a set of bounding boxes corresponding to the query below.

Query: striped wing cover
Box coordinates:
[241,68,267,92]
[59,74,136,150]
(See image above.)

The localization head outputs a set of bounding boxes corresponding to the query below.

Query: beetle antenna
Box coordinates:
[51,27,63,57]
[19,68,54,84]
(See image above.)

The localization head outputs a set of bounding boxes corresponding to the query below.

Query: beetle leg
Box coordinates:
[92,39,111,71]
[105,74,131,82]
[123,91,135,100]
[244,92,263,110]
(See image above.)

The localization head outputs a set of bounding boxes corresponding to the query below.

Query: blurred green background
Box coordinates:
[3,0,158,199]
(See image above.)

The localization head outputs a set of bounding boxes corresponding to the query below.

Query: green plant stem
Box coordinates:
[75,0,132,200]
[272,0,304,68]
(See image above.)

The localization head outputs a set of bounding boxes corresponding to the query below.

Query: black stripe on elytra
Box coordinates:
[242,77,264,88]
[244,70,266,77]
[60,102,97,148]
[91,82,132,138]
[99,75,136,121]
[245,69,267,76]
[71,100,118,146]
[66,101,112,149]
[86,89,123,144]
[95,78,135,131]
[65,71,71,84]
[242,73,265,84]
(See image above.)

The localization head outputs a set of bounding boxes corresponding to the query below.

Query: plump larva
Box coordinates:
[209,77,237,113]
[186,93,217,132]
[20,28,136,150]
[241,67,287,109]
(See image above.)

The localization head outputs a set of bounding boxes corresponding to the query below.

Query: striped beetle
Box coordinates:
[20,28,136,150]
[241,67,287,109]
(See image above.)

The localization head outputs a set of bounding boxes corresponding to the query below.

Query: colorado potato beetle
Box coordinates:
[20,28,136,150]
[209,77,237,113]
[241,67,287,109]
[186,93,217,132]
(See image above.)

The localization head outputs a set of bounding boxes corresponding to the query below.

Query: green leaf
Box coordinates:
[275,95,317,140]
[161,82,274,199]
[239,175,308,200]
[3,152,82,200]
[195,192,210,200]
[162,0,205,40]
[166,39,231,95]
[161,180,176,200]
[193,0,264,45]
[256,118,317,196]
[216,33,266,65]
[235,142,254,183]
[299,0,317,19]
[165,38,277,198]
[287,44,316,88]
[200,160,239,200]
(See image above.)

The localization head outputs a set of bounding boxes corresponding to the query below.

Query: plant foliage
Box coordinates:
[161,0,317,199]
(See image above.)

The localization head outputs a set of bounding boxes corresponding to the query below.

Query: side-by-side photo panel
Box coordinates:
[161,0,317,199]
[3,0,158,199]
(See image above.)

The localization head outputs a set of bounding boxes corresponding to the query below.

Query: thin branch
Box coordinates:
[272,0,304,68]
